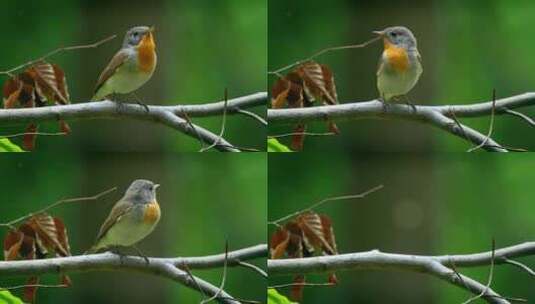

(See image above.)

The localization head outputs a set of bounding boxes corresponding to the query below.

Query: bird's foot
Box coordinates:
[132,245,150,265]
[378,97,389,113]
[136,101,150,113]
[400,95,417,113]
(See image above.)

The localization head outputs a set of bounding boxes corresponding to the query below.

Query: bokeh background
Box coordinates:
[0,153,266,303]
[269,0,535,152]
[269,154,534,303]
[0,0,266,152]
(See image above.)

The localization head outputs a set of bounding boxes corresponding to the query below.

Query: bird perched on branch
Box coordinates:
[374,26,422,103]
[86,179,161,254]
[92,26,157,101]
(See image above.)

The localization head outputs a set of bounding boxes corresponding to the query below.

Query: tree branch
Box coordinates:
[268,93,535,152]
[0,244,267,304]
[0,92,267,152]
[268,242,535,304]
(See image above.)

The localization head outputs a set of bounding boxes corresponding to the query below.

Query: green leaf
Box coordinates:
[0,290,24,304]
[268,138,292,152]
[0,138,24,152]
[268,289,298,304]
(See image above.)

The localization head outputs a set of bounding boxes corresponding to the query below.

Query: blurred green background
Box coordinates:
[0,153,266,303]
[0,0,266,151]
[269,153,534,303]
[269,0,535,152]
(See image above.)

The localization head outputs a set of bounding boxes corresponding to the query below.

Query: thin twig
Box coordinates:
[235,108,267,126]
[269,37,381,75]
[503,108,535,127]
[200,241,229,304]
[447,258,471,294]
[0,132,67,139]
[468,90,497,152]
[449,108,469,141]
[237,261,267,278]
[0,187,117,229]
[179,262,208,301]
[215,145,262,152]
[0,283,68,291]
[463,239,496,303]
[0,34,116,77]
[217,297,262,304]
[268,184,384,225]
[268,282,335,289]
[502,258,535,277]
[268,132,336,139]
[178,108,206,150]
[200,89,229,152]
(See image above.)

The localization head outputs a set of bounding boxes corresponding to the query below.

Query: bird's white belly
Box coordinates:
[105,66,153,95]
[378,60,422,101]
[98,213,157,248]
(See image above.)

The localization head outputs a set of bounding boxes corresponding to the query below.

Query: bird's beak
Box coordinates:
[149,25,156,33]
[154,184,160,189]
[373,30,385,36]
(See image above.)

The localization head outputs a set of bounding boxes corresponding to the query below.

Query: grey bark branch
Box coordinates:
[268,92,535,152]
[0,244,267,304]
[268,242,535,304]
[0,92,267,152]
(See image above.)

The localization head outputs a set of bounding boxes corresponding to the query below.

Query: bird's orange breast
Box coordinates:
[383,39,409,73]
[143,201,161,224]
[138,32,156,73]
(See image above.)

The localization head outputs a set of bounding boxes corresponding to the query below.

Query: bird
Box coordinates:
[374,26,422,103]
[92,26,157,101]
[86,179,161,254]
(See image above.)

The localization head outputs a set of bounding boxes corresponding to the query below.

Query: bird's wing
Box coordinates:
[95,198,133,241]
[94,49,130,95]
[415,51,423,75]
[376,54,385,76]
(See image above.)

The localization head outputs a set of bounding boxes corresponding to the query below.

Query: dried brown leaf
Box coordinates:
[27,62,69,105]
[270,227,290,259]
[3,230,24,260]
[23,124,38,151]
[291,124,306,151]
[320,214,338,255]
[28,213,68,257]
[328,273,338,285]
[24,276,39,303]
[297,62,338,106]
[2,78,22,108]
[290,275,305,301]
[53,217,71,256]
[284,222,305,259]
[52,64,70,104]
[297,212,335,255]
[271,78,291,109]
[60,274,72,287]
[59,120,71,134]
[320,64,338,105]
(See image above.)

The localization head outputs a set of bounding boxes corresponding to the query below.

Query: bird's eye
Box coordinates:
[133,32,139,38]
[390,32,398,37]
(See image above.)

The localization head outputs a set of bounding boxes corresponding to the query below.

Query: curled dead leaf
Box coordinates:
[270,227,290,259]
[269,211,339,300]
[23,124,38,151]
[3,230,24,260]
[271,61,340,150]
[24,276,39,303]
